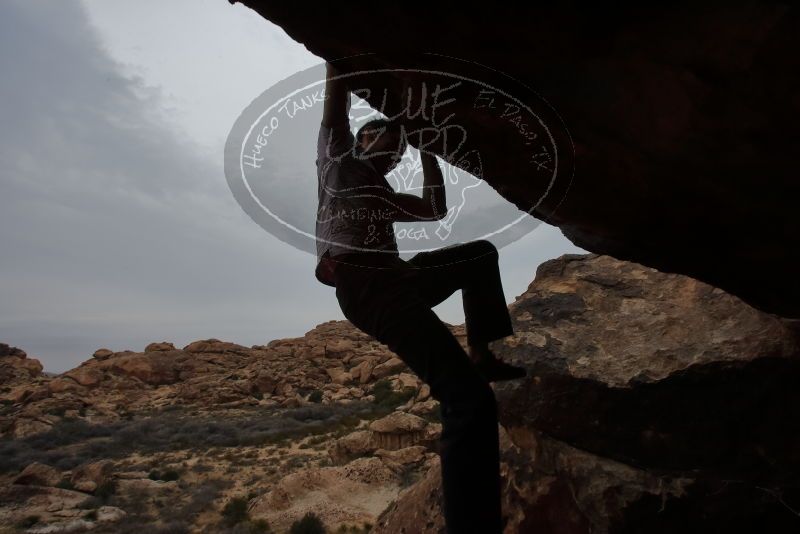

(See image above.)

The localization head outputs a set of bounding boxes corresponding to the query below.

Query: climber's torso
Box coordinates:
[315,122,399,286]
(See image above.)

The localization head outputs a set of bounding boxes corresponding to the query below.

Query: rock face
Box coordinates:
[374,254,800,533]
[330,412,440,466]
[230,1,800,318]
[70,460,114,493]
[12,462,61,487]
[250,455,430,533]
[0,482,127,533]
[0,343,43,383]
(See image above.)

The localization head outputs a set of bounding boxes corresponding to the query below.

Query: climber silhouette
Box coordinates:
[314,61,525,533]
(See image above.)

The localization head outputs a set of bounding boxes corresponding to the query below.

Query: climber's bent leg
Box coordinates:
[408,240,515,347]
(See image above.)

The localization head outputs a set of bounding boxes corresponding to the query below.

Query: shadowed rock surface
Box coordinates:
[230,1,800,318]
[372,254,800,533]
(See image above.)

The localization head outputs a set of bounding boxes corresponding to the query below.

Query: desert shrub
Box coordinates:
[335,524,373,533]
[369,379,392,403]
[289,405,340,422]
[305,434,328,447]
[154,520,191,534]
[102,513,181,534]
[16,515,40,528]
[0,401,15,418]
[191,462,212,473]
[221,496,250,526]
[0,403,379,474]
[45,405,67,416]
[283,456,309,470]
[218,497,272,533]
[78,496,102,510]
[420,404,442,424]
[399,464,419,488]
[252,519,272,532]
[52,452,86,470]
[95,480,117,503]
[370,380,416,410]
[230,519,272,534]
[148,469,180,481]
[178,478,232,519]
[56,477,75,490]
[290,511,327,534]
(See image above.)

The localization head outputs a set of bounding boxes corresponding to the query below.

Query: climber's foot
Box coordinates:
[468,345,527,383]
[475,356,527,383]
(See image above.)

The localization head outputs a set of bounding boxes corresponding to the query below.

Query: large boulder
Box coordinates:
[373,254,800,532]
[92,348,113,360]
[250,456,404,533]
[0,343,43,384]
[63,366,104,387]
[144,342,175,353]
[231,2,800,318]
[330,415,440,465]
[0,484,125,533]
[70,460,114,493]
[494,254,799,474]
[13,462,62,487]
[329,430,377,465]
[182,338,248,353]
[109,352,180,385]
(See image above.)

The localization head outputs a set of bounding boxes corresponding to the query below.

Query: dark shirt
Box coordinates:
[315,122,400,287]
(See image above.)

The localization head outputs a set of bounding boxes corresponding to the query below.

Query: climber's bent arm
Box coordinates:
[390,153,447,221]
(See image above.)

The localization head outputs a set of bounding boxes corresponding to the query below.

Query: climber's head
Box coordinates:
[356,118,407,175]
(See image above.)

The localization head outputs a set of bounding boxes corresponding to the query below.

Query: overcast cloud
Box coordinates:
[0,0,585,373]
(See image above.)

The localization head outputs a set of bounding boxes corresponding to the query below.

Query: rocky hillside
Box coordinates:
[2,253,799,533]
[1,321,447,440]
[1,321,451,533]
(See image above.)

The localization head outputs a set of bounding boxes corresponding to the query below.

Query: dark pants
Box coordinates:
[331,240,514,533]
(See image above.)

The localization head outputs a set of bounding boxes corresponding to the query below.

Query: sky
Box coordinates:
[0,0,586,373]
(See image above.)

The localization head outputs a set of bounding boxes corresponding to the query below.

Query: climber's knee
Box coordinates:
[469,239,498,262]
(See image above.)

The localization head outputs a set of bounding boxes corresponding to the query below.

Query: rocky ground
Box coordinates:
[2,252,799,533]
[0,320,449,533]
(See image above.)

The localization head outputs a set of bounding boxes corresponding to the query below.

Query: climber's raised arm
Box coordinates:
[318,62,354,163]
[321,62,350,128]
